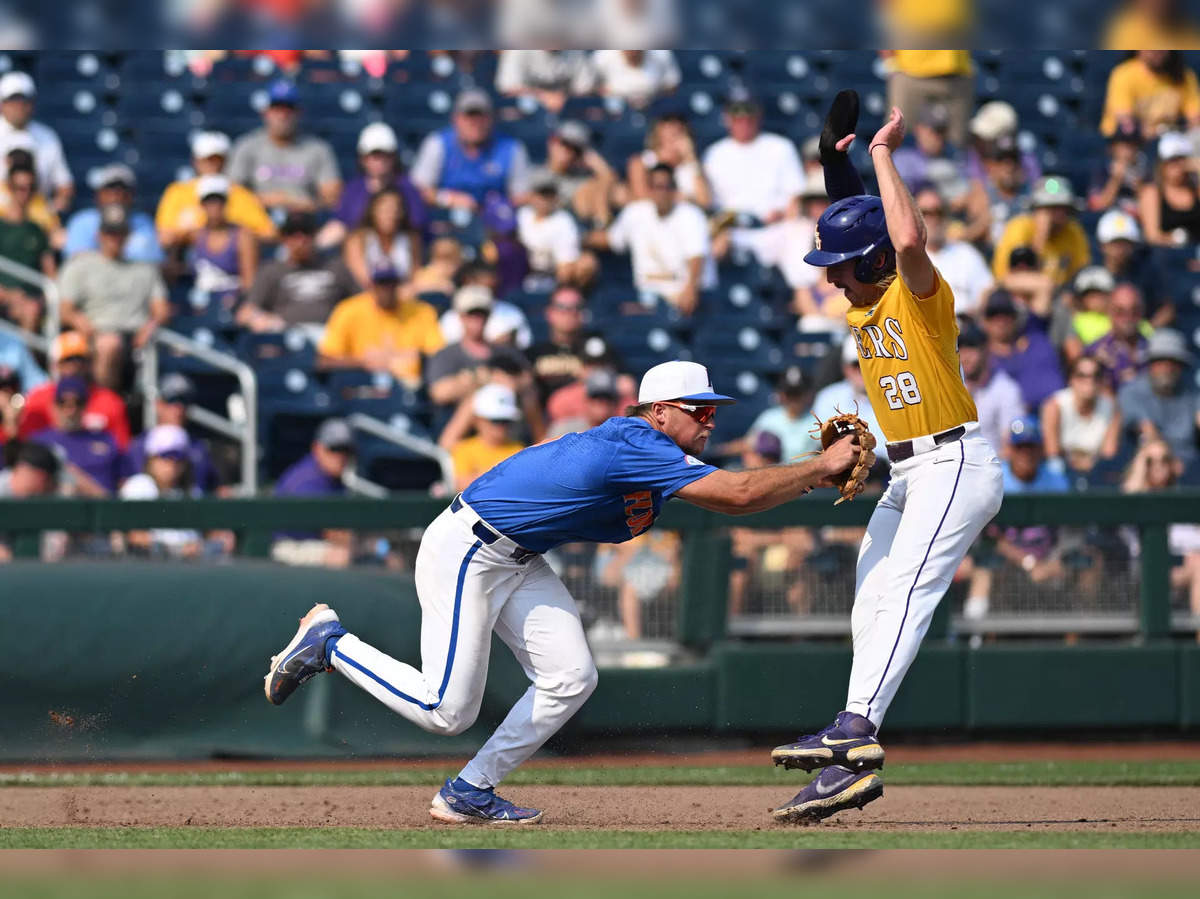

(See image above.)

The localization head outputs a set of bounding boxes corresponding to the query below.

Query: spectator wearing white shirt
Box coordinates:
[591,50,680,108]
[495,50,597,114]
[516,173,596,287]
[588,163,715,317]
[958,320,1025,456]
[0,72,73,213]
[917,185,994,317]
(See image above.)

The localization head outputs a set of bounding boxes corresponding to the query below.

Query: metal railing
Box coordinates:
[346,412,455,495]
[141,328,259,495]
[0,254,60,344]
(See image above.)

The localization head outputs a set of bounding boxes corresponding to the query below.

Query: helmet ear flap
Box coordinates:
[853,244,896,284]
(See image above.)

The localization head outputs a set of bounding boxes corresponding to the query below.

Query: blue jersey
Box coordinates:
[462,417,717,553]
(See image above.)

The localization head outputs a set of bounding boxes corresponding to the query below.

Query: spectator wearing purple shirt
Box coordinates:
[326,123,429,247]
[271,418,354,567]
[981,288,1065,412]
[32,375,122,495]
[122,374,217,493]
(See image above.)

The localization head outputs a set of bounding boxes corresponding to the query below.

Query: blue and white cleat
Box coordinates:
[430,778,544,825]
[771,710,885,773]
[264,603,346,705]
[772,765,884,824]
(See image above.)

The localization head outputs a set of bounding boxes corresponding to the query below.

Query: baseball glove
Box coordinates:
[813,410,877,505]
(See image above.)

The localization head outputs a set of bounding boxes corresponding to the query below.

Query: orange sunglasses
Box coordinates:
[662,401,717,424]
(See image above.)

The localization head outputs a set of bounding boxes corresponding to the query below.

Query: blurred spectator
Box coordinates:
[478,197,530,298]
[974,134,1032,248]
[0,72,72,213]
[999,246,1059,341]
[1101,50,1200,139]
[891,105,966,202]
[742,366,818,463]
[32,375,121,496]
[1104,0,1200,49]
[595,529,681,640]
[0,140,63,244]
[0,365,22,443]
[918,184,992,316]
[703,88,803,228]
[1063,266,1117,364]
[546,335,636,428]
[1043,356,1121,475]
[59,205,170,390]
[1118,328,1200,467]
[343,187,423,290]
[119,424,205,559]
[546,368,622,438]
[155,131,276,250]
[1095,210,1172,327]
[438,258,532,351]
[439,383,529,492]
[959,320,1025,456]
[237,211,357,334]
[227,79,342,215]
[1003,416,1071,493]
[525,286,598,399]
[327,123,428,248]
[627,113,712,210]
[1088,120,1149,213]
[318,264,445,388]
[806,336,888,461]
[526,121,617,226]
[992,176,1090,289]
[778,174,850,330]
[0,161,55,332]
[188,175,258,296]
[518,173,595,287]
[880,50,974,147]
[494,50,597,113]
[964,101,1042,191]
[1086,282,1152,391]
[589,163,713,316]
[63,164,163,264]
[410,89,531,212]
[0,440,58,499]
[272,418,354,569]
[1138,132,1200,246]
[123,374,216,494]
[17,331,129,449]
[591,50,680,108]
[411,236,462,296]
[0,331,47,428]
[982,288,1065,412]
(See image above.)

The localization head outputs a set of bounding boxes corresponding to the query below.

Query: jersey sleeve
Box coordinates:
[605,429,718,499]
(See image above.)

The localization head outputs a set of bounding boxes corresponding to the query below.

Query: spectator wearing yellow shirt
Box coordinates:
[155,131,277,251]
[1101,50,1200,139]
[1103,1,1200,52]
[992,176,1091,289]
[317,263,444,388]
[439,382,527,493]
[880,50,974,146]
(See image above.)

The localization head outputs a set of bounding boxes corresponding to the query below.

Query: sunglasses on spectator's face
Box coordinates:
[550,302,582,312]
[663,401,716,424]
[1072,369,1100,380]
[1147,455,1173,465]
[919,206,945,218]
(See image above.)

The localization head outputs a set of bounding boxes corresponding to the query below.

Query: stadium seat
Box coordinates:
[237,330,317,373]
[693,327,786,376]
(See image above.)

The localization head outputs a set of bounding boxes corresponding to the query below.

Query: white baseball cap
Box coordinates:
[842,334,861,365]
[144,424,190,458]
[1096,209,1142,244]
[638,361,736,406]
[1159,131,1194,161]
[969,100,1017,141]
[190,131,231,159]
[196,174,230,200]
[358,122,398,155]
[473,383,522,421]
[0,71,35,101]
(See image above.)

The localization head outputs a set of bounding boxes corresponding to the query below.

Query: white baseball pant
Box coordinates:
[845,426,1003,729]
[328,499,598,789]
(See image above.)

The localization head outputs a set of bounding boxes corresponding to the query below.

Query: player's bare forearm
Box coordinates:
[869,107,936,296]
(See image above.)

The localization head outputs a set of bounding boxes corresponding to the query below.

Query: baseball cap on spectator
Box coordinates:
[800,171,828,199]
[585,368,619,399]
[482,195,517,234]
[1096,209,1142,244]
[1030,175,1077,209]
[87,162,136,191]
[280,210,317,235]
[315,418,355,452]
[145,424,190,460]
[267,79,299,107]
[777,365,809,395]
[191,131,231,159]
[1159,132,1194,161]
[455,88,493,115]
[357,122,399,155]
[473,383,522,421]
[15,441,59,480]
[158,373,195,404]
[196,174,230,201]
[98,203,130,233]
[1073,265,1115,296]
[1008,416,1042,447]
[554,120,591,150]
[55,375,89,403]
[984,289,1019,318]
[52,331,90,363]
[918,104,950,133]
[1008,245,1040,271]
[969,101,1017,141]
[1145,329,1193,366]
[724,84,760,114]
[958,320,988,348]
[638,360,736,405]
[530,170,559,195]
[754,430,783,463]
[986,133,1019,160]
[842,334,860,365]
[453,284,495,315]
[370,263,400,284]
[0,71,35,101]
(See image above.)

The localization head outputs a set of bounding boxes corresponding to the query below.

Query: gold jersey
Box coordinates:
[844,269,977,444]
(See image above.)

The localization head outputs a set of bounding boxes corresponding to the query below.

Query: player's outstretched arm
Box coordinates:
[868,107,937,298]
[675,435,860,515]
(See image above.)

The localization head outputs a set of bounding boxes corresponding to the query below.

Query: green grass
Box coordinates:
[4,760,1200,789]
[1,826,1198,849]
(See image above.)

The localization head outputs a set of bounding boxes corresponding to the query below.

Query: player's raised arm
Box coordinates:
[867,107,937,298]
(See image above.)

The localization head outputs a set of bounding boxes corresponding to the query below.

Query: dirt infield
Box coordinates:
[2,784,1199,832]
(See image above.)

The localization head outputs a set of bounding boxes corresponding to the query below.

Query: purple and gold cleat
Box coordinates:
[771,710,885,773]
[264,603,345,705]
[772,765,884,824]
[430,778,544,825]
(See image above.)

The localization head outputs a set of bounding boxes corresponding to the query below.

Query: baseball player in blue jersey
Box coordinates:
[266,360,864,824]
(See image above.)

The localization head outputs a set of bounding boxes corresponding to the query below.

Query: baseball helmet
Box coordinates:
[803,195,896,284]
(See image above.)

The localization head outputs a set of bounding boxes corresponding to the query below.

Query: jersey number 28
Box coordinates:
[879,372,922,410]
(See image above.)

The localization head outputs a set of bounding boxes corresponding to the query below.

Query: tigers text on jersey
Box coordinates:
[844,269,978,443]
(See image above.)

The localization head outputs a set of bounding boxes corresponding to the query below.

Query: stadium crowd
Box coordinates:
[0,49,1199,637]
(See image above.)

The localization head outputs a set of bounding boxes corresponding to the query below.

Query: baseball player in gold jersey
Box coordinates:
[770,101,1005,823]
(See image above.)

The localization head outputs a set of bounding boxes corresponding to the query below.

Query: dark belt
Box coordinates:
[887,426,966,463]
[450,495,537,563]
